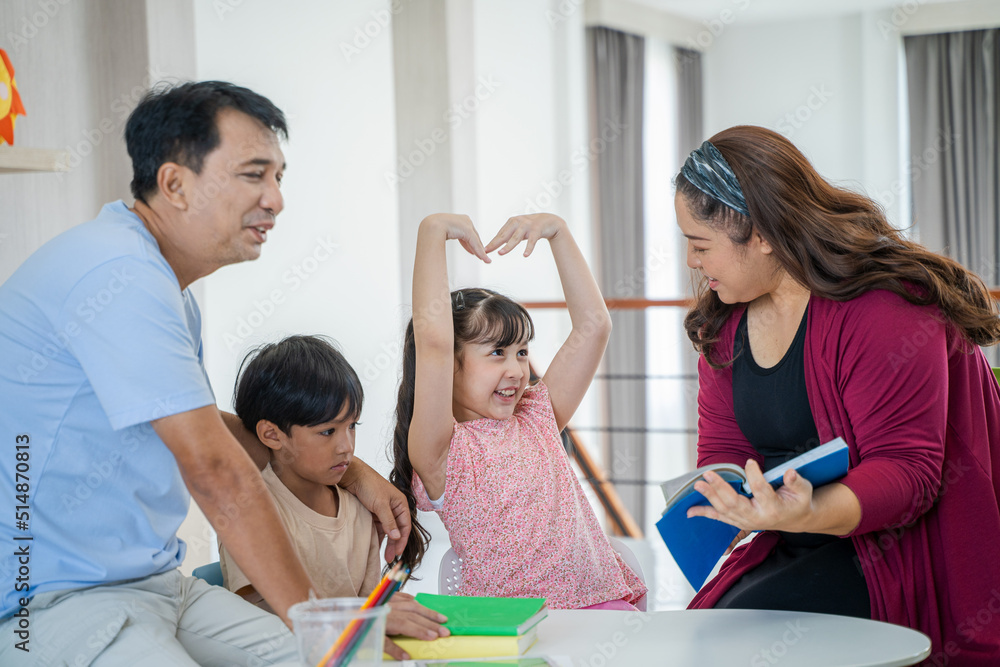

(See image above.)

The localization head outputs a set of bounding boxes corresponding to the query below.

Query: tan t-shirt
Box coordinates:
[219,463,381,612]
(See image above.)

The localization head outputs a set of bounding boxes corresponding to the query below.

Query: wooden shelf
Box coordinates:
[0,146,71,173]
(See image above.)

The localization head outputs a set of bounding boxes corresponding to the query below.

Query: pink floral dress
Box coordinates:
[414,381,647,609]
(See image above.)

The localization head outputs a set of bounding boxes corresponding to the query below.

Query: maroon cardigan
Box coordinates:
[688,290,1000,666]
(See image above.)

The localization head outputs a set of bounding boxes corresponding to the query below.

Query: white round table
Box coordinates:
[523,609,931,666]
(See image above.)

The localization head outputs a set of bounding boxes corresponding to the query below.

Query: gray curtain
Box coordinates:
[905,29,999,364]
[675,47,703,164]
[587,26,646,527]
[674,46,704,467]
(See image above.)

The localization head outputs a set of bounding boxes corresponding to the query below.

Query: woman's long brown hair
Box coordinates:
[680,125,1000,367]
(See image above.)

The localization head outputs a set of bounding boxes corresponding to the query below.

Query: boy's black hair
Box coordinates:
[234,335,363,435]
[125,80,287,203]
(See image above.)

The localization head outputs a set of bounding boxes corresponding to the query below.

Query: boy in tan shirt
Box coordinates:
[219,335,448,658]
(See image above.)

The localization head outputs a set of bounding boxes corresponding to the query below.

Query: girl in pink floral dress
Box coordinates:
[389,212,647,610]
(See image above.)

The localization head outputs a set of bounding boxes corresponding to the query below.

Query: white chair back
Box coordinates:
[607,536,648,611]
[438,547,463,595]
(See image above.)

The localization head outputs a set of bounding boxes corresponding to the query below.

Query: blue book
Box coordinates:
[654,437,850,591]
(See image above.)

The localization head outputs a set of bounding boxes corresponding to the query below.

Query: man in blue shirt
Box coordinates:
[0,81,412,665]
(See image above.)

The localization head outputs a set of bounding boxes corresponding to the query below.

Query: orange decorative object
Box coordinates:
[0,48,27,145]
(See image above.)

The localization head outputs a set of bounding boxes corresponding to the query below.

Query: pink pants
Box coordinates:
[582,598,639,611]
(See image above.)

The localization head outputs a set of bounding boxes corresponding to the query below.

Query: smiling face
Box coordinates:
[261,405,358,497]
[676,193,782,305]
[182,107,286,270]
[452,338,531,422]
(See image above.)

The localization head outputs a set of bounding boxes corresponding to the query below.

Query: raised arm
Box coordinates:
[408,214,490,500]
[486,213,612,431]
[152,405,314,626]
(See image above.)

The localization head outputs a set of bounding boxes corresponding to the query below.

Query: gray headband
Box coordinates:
[680,141,750,217]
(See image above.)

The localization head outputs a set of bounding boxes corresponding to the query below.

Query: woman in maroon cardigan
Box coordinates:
[677,126,1000,666]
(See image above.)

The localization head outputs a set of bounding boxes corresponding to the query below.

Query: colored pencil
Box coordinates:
[334,566,410,666]
[314,563,398,667]
[314,561,409,667]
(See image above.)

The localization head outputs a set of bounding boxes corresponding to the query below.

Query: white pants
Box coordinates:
[0,569,299,666]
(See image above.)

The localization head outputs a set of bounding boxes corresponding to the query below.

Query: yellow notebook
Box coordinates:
[389,626,539,660]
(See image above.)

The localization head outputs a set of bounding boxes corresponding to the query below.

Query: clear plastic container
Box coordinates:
[288,597,390,667]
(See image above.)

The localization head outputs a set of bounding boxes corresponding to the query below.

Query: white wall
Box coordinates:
[0,0,178,284]
[702,13,903,226]
[699,3,1000,233]
[190,0,596,588]
[193,1,403,478]
[193,0,595,474]
[406,0,599,595]
[459,0,592,365]
[186,0,1000,592]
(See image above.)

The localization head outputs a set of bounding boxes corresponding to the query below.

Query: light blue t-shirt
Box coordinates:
[0,201,216,617]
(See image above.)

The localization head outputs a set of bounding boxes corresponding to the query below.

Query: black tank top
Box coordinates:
[733,306,821,466]
[719,305,870,619]
[732,306,832,549]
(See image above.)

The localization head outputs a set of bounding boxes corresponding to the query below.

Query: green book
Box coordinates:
[413,594,548,637]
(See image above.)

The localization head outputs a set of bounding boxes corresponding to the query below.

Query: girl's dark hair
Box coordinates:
[679,125,1000,367]
[234,335,363,435]
[389,288,535,571]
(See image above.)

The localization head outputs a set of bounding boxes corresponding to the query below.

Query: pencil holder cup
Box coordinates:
[288,597,390,667]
